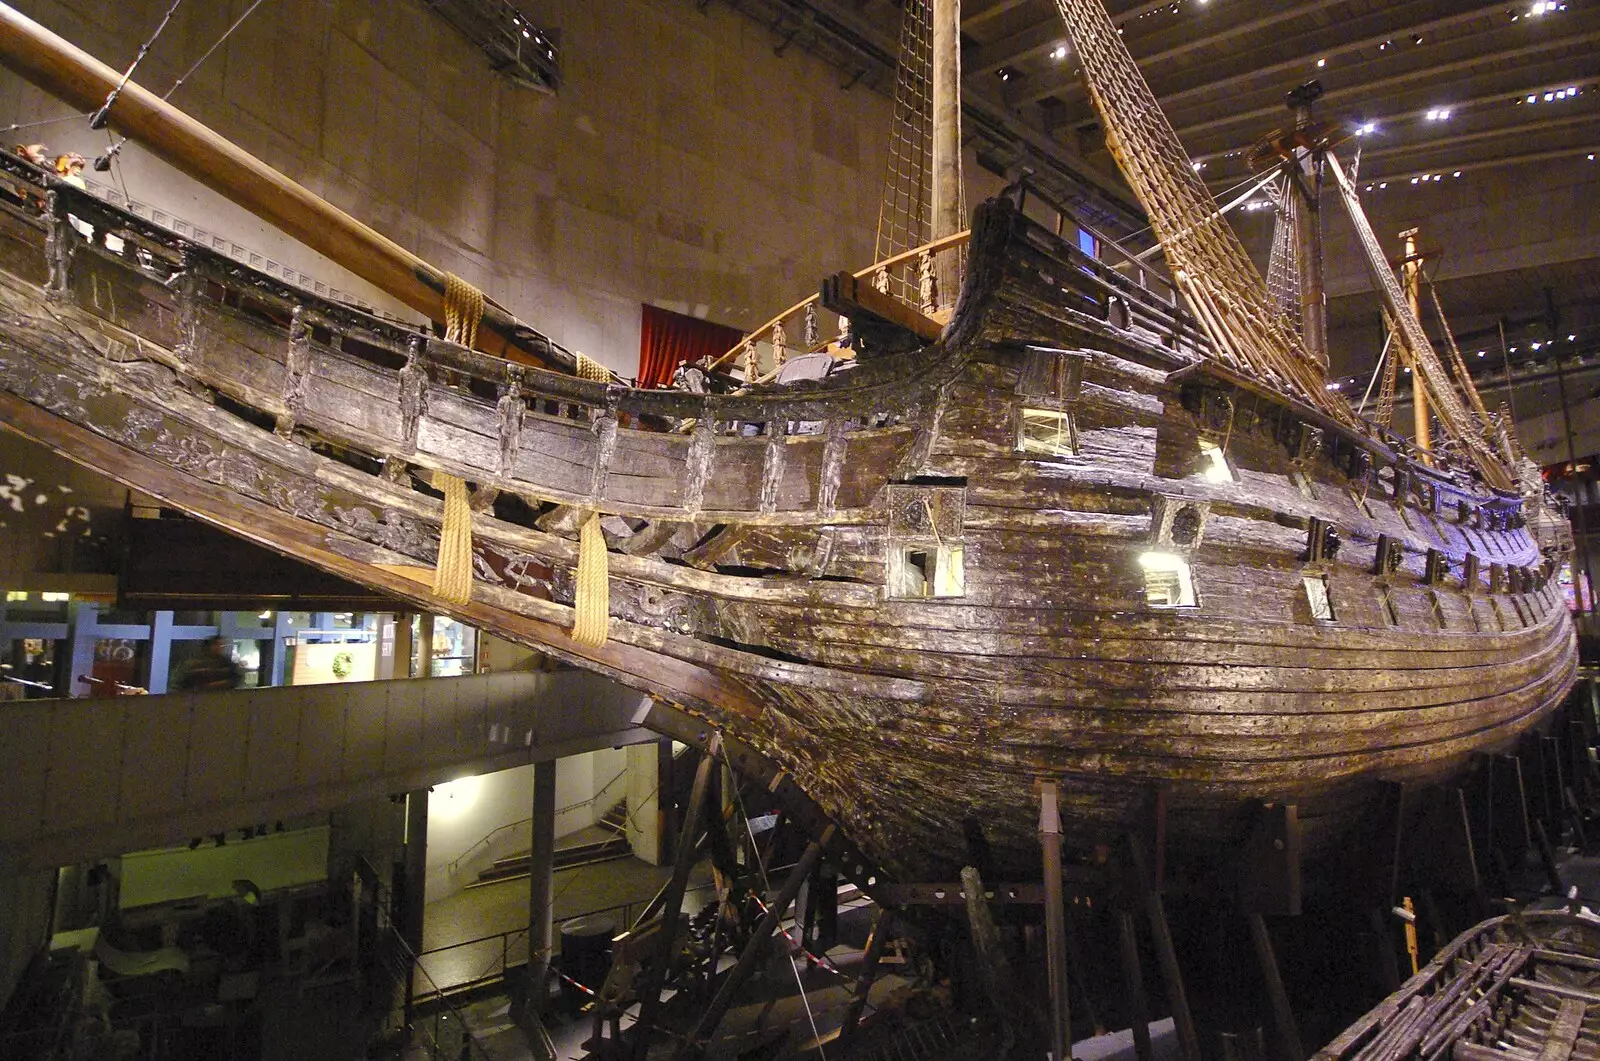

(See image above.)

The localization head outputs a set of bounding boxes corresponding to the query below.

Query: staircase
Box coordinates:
[471,798,632,886]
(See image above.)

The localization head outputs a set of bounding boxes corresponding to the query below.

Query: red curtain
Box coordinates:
[638,304,745,389]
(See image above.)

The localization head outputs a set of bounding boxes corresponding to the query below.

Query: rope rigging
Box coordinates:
[873,0,935,306]
[97,0,274,171]
[1047,0,1350,424]
[1265,173,1302,334]
[89,0,185,131]
[1324,151,1512,488]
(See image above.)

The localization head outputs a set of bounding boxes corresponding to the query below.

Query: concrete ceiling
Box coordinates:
[713,0,1600,398]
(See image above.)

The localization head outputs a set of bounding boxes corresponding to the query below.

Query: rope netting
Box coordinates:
[1265,175,1301,335]
[1048,0,1351,424]
[1376,316,1399,431]
[873,0,935,306]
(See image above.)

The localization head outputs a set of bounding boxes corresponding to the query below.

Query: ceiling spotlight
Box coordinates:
[1453,171,1462,177]
[1569,335,1578,341]
[1051,44,1069,60]
[997,68,1013,81]
[1317,58,1326,68]
[1379,182,1388,188]
[1412,34,1424,44]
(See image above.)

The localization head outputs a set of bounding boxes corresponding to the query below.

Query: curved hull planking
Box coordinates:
[0,168,1575,882]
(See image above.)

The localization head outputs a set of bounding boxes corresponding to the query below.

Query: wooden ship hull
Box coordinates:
[0,141,1576,881]
[1315,911,1600,1061]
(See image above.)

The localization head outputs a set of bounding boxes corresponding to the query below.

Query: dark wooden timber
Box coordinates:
[673,833,830,1061]
[1041,781,1072,1061]
[0,130,1576,886]
[633,734,721,1061]
[1315,913,1600,1061]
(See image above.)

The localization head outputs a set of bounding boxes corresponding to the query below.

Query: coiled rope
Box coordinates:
[571,512,610,647]
[574,352,610,382]
[443,272,484,349]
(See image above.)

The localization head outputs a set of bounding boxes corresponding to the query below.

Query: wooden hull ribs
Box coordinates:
[1316,912,1600,1061]
[0,159,1576,882]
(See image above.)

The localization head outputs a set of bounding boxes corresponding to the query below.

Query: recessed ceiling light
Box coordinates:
[1051,44,1069,60]
[1317,58,1326,68]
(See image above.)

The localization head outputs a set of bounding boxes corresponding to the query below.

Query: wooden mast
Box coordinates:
[931,0,962,303]
[1287,92,1327,369]
[1400,227,1432,461]
[0,3,572,372]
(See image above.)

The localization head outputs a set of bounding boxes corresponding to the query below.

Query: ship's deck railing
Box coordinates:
[708,228,973,383]
[709,175,1211,388]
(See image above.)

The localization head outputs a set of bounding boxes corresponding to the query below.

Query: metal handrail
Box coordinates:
[446,766,631,875]
[414,882,721,998]
[355,855,495,1060]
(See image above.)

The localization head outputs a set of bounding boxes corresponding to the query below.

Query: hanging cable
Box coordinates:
[89,0,185,130]
[1357,330,1395,417]
[96,0,273,171]
[1,111,94,137]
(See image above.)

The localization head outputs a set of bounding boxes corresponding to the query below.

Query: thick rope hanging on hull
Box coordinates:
[571,512,610,647]
[432,473,474,605]
[1047,0,1350,425]
[574,352,610,382]
[430,273,487,606]
[443,272,483,349]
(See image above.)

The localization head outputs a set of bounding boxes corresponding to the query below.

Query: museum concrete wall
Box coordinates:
[0,0,897,375]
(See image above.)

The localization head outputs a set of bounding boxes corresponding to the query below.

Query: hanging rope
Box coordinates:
[432,473,474,605]
[443,272,484,349]
[1357,328,1395,419]
[574,352,611,382]
[570,512,609,647]
[1376,315,1400,430]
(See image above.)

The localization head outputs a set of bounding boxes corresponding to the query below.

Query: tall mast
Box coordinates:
[930,0,963,307]
[931,0,962,243]
[1286,85,1328,369]
[1399,228,1432,462]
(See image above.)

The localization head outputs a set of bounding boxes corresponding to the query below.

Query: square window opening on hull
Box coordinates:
[889,543,965,599]
[1019,408,1078,457]
[1304,575,1336,622]
[1140,551,1197,608]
